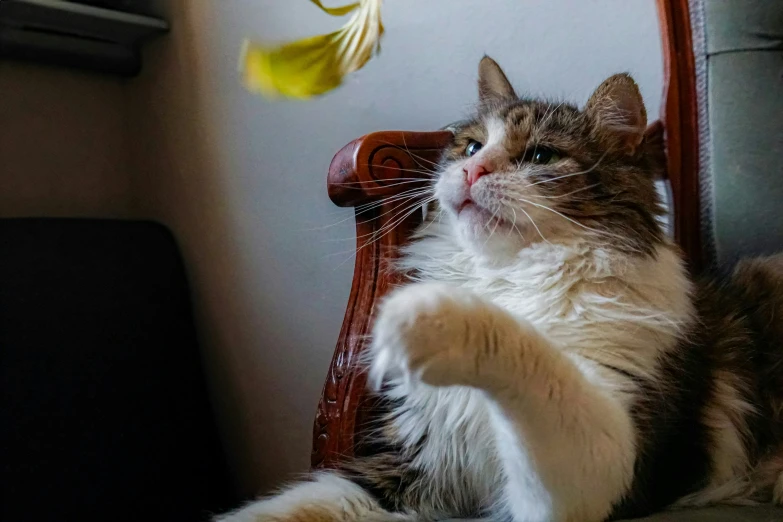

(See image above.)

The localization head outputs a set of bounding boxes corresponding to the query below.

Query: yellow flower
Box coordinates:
[241,0,384,99]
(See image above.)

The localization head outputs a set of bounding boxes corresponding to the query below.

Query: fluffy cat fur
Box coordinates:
[216,57,783,522]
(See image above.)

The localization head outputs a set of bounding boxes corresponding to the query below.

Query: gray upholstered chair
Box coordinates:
[693,0,783,267]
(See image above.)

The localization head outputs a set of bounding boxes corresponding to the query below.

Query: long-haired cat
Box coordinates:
[216,57,783,522]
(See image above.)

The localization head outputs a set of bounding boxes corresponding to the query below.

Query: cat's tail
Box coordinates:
[213,471,413,522]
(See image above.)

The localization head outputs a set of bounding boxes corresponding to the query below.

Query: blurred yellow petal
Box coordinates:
[309,0,360,16]
[242,0,383,100]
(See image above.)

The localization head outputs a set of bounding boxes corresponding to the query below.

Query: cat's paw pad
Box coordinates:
[369,283,484,388]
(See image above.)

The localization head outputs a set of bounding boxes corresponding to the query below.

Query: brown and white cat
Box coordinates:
[216,57,783,522]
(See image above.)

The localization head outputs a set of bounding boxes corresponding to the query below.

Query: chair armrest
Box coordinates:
[313,130,450,468]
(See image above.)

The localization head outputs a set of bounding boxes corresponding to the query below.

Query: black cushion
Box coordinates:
[0,219,236,521]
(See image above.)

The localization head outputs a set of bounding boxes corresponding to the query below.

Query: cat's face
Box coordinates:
[434,56,663,259]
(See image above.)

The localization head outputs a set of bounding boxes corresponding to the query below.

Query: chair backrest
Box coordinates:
[685,0,783,267]
[311,0,712,468]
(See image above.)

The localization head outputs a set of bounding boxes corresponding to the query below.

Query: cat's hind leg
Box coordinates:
[214,472,407,522]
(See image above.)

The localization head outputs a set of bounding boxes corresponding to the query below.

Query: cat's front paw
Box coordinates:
[369,282,490,388]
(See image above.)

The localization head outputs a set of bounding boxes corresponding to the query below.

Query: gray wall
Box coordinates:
[1,0,664,496]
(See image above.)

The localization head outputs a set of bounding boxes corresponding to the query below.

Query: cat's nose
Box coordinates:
[464,163,493,186]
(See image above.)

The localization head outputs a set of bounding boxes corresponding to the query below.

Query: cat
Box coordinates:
[215,56,783,522]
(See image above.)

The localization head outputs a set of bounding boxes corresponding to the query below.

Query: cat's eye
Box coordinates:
[465,140,483,157]
[524,147,562,165]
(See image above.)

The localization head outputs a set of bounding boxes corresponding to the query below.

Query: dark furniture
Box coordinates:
[0,219,236,522]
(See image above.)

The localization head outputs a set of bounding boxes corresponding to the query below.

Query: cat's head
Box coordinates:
[434,56,664,259]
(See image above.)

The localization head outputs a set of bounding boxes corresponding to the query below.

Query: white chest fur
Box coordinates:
[379,223,693,517]
[397,224,692,377]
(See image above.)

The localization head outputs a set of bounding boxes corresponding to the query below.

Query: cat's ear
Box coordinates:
[585,73,647,155]
[478,56,516,104]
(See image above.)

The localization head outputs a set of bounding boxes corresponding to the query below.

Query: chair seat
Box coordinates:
[626,505,783,521]
[444,506,783,521]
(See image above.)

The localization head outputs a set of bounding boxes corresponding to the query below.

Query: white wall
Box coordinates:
[126,0,664,497]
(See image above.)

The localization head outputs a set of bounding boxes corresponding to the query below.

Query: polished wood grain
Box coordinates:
[312,131,452,468]
[656,0,703,271]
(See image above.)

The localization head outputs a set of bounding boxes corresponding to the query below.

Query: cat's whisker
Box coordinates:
[481,203,503,248]
[509,207,526,241]
[401,134,444,170]
[489,206,503,241]
[517,205,552,245]
[312,189,432,233]
[313,189,433,235]
[320,192,433,240]
[357,197,434,230]
[374,139,444,171]
[480,204,498,234]
[528,184,601,200]
[435,207,445,226]
[326,197,435,265]
[514,196,626,241]
[417,207,444,237]
[527,151,609,187]
[333,196,436,268]
[353,190,434,216]
[333,178,432,187]
[349,197,434,242]
[364,199,433,239]
[310,191,433,222]
[354,164,439,176]
[539,101,564,129]
[305,212,363,232]
[361,196,436,242]
[310,182,434,225]
[353,186,435,212]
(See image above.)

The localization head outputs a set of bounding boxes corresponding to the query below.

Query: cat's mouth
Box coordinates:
[457,199,508,227]
[457,199,475,213]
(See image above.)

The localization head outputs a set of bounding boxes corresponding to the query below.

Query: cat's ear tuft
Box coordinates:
[585,73,647,154]
[478,56,516,104]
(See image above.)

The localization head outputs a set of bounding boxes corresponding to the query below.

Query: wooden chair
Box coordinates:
[311,0,703,470]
